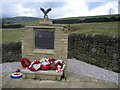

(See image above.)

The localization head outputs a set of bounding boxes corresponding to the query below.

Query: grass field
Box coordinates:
[0,29,2,44]
[1,21,119,44]
[69,21,119,35]
[2,28,21,44]
[21,20,39,25]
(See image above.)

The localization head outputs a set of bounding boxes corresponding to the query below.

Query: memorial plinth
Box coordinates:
[21,69,63,80]
[21,19,68,80]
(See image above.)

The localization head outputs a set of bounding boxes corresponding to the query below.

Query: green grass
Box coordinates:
[21,20,39,25]
[2,28,21,44]
[4,23,21,25]
[0,29,2,44]
[1,21,119,44]
[69,21,119,35]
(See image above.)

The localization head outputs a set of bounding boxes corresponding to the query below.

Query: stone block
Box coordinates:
[23,73,36,79]
[21,69,63,80]
[39,20,53,25]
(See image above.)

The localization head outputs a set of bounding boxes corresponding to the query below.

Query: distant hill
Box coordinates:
[53,14,120,24]
[55,14,120,20]
[2,16,41,25]
[1,14,120,26]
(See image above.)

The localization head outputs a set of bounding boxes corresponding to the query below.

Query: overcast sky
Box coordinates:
[0,0,119,19]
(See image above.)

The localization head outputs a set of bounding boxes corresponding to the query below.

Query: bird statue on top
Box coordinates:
[40,7,52,21]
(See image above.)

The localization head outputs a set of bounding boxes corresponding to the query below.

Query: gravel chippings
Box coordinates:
[67,58,119,86]
[1,59,119,86]
[1,62,22,73]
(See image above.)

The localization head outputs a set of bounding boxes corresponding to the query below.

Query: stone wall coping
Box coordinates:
[24,25,68,29]
[33,49,55,55]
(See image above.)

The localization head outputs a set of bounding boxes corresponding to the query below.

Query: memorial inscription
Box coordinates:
[35,30,54,49]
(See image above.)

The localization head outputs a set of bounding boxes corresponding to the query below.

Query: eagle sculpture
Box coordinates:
[40,8,52,18]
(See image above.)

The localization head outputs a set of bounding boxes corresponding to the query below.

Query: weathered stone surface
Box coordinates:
[39,20,53,25]
[21,69,63,80]
[2,72,119,88]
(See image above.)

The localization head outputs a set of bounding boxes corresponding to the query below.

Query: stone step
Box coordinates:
[21,69,63,80]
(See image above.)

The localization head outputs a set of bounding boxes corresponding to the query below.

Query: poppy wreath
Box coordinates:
[48,58,56,64]
[20,58,65,72]
[48,58,57,70]
[54,60,65,73]
[29,60,41,71]
[10,72,22,78]
[40,61,50,70]
[40,58,49,63]
[20,58,31,68]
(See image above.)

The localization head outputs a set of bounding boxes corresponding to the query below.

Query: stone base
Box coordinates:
[21,69,63,80]
[39,20,53,25]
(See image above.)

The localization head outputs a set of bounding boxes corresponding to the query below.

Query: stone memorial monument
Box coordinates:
[21,8,68,80]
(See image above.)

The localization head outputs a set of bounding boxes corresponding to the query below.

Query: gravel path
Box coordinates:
[67,59,119,86]
[1,62,22,73]
[1,59,119,86]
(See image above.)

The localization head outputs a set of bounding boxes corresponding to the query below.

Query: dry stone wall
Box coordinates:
[68,34,120,72]
[2,42,21,63]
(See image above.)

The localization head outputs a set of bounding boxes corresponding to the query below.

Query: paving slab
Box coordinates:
[2,72,119,88]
